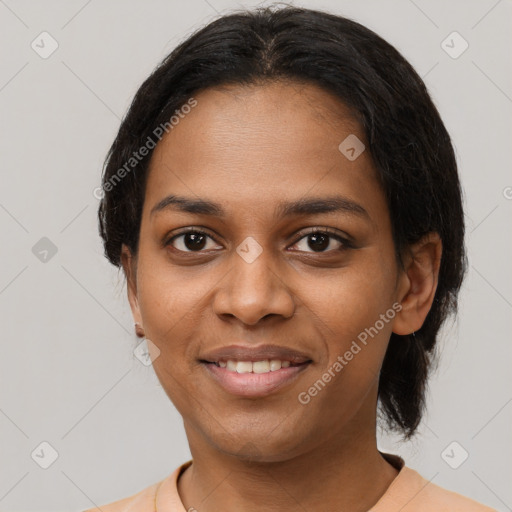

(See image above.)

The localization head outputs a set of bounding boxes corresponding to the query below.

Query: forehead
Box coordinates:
[158,80,363,155]
[189,79,362,131]
[143,80,384,223]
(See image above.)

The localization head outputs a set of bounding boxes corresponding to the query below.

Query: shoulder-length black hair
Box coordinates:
[98,4,467,439]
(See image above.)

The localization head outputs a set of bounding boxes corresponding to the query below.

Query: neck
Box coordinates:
[177,408,399,511]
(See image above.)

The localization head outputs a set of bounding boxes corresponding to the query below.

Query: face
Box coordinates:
[122,81,412,462]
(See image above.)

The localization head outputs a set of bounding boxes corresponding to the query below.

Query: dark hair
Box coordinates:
[98,4,467,439]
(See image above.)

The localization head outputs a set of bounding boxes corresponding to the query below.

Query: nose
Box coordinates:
[212,244,295,326]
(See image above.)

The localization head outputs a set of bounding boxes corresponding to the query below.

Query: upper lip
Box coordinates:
[199,344,313,364]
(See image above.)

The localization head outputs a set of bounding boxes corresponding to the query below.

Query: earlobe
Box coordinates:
[392,232,442,336]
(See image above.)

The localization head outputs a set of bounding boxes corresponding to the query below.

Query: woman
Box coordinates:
[88,5,496,511]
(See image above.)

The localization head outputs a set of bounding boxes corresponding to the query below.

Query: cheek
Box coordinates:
[303,259,397,392]
[135,264,195,367]
[297,283,395,426]
[136,249,213,337]
[134,256,220,396]
[308,259,396,335]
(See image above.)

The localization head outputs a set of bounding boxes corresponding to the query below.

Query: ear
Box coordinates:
[393,232,442,336]
[121,244,143,329]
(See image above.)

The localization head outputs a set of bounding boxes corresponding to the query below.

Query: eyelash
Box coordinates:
[164,226,353,254]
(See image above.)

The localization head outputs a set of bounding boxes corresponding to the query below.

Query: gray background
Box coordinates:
[0,0,510,510]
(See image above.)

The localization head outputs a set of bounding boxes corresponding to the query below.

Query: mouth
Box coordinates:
[199,345,313,398]
[206,358,306,373]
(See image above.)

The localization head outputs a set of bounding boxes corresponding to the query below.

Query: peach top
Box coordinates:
[83,453,496,511]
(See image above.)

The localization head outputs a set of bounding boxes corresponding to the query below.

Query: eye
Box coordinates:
[164,227,352,255]
[290,228,351,253]
[165,228,221,253]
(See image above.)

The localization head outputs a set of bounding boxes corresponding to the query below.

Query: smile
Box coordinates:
[212,359,294,373]
[201,359,311,397]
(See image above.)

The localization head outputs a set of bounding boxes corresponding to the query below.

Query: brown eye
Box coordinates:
[291,228,350,253]
[166,230,220,253]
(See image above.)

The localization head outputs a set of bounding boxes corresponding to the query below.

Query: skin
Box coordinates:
[121,80,442,512]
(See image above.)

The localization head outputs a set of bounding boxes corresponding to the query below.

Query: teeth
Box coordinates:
[270,359,282,371]
[217,359,295,373]
[236,361,253,373]
[253,360,270,373]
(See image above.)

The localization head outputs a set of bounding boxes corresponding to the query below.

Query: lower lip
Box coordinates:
[202,362,310,398]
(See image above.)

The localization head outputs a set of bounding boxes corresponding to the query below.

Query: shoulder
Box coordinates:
[80,461,191,512]
[81,481,161,512]
[387,466,497,512]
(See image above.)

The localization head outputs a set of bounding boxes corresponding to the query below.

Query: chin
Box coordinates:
[208,426,312,464]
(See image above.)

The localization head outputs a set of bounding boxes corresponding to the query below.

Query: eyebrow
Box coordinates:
[150,194,370,220]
